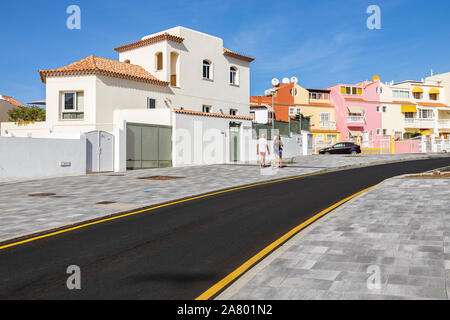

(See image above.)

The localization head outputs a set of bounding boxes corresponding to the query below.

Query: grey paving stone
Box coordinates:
[218,173,450,300]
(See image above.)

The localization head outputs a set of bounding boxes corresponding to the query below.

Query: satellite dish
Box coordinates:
[271,78,279,86]
[291,77,298,84]
[282,78,290,84]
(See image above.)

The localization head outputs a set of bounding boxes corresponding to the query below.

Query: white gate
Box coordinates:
[86,131,114,173]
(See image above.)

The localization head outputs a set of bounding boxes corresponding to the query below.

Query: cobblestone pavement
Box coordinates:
[0,153,446,243]
[218,175,450,300]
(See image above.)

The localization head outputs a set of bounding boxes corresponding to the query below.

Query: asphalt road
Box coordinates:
[0,157,449,300]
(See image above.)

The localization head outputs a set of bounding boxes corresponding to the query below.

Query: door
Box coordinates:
[230,123,240,162]
[126,123,172,169]
[86,131,114,172]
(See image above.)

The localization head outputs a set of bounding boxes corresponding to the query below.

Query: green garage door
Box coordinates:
[127,123,172,169]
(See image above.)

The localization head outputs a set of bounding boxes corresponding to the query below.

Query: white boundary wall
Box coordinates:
[0,136,86,181]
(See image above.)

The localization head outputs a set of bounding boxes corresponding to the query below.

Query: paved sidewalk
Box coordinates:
[0,153,446,243]
[218,174,450,300]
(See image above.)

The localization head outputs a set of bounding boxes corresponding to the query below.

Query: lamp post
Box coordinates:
[268,88,279,139]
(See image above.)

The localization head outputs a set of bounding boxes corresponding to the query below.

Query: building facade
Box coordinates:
[328,79,384,147]
[1,27,255,170]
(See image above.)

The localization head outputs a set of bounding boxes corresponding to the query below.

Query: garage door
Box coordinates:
[126,123,172,169]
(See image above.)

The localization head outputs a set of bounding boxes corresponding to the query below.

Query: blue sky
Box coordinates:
[1,0,450,104]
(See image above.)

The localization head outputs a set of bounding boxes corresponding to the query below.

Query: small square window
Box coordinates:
[383,106,387,112]
[203,105,211,113]
[230,109,238,116]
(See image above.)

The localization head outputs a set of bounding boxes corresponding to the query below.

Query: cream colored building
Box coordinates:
[380,76,450,139]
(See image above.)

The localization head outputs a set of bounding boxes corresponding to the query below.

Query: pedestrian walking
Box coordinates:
[257,133,270,169]
[273,135,284,168]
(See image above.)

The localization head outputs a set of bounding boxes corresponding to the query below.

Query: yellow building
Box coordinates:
[288,84,340,151]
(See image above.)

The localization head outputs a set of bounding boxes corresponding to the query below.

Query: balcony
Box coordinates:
[438,119,450,129]
[347,116,365,124]
[404,118,435,128]
[319,121,336,129]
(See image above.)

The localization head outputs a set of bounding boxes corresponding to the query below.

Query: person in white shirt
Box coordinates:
[257,133,270,169]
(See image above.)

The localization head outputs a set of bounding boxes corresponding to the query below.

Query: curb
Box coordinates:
[0,155,448,248]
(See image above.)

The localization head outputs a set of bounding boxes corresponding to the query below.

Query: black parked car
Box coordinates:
[319,142,361,155]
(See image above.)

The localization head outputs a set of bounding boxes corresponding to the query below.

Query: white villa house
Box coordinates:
[1,27,256,173]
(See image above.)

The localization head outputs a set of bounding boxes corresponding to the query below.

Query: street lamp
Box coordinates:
[268,88,279,137]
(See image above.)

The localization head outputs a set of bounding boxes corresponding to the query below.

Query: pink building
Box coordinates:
[328,80,384,146]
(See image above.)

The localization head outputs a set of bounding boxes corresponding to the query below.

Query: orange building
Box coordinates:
[251,82,340,146]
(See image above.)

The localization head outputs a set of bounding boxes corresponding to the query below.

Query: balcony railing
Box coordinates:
[347,116,365,124]
[438,119,450,129]
[61,112,84,120]
[404,118,435,128]
[320,121,336,128]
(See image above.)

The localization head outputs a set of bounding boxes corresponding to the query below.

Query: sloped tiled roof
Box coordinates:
[39,56,169,86]
[114,33,185,53]
[223,48,255,62]
[173,108,252,120]
[0,95,25,107]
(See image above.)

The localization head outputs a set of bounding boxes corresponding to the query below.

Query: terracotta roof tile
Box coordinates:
[39,56,169,86]
[0,95,25,107]
[392,101,417,105]
[114,33,184,53]
[418,102,449,108]
[301,102,334,107]
[223,48,255,62]
[173,108,252,120]
[345,98,365,102]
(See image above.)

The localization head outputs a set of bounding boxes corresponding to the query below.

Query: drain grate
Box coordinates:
[138,176,183,181]
[28,193,57,197]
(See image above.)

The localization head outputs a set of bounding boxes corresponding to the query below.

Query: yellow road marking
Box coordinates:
[196,184,378,301]
[0,170,329,251]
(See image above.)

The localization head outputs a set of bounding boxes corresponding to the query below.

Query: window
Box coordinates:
[383,129,387,135]
[383,106,387,112]
[376,106,381,113]
[413,92,422,100]
[393,90,409,99]
[230,67,238,85]
[320,113,331,123]
[340,86,362,96]
[61,92,84,120]
[289,107,296,116]
[203,60,212,79]
[155,52,163,71]
[64,93,75,111]
[404,112,415,119]
[309,92,329,100]
[291,88,298,97]
[419,109,434,119]
[376,129,382,135]
[230,108,238,116]
[429,93,438,101]
[317,134,324,142]
[147,98,156,109]
[202,105,211,113]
